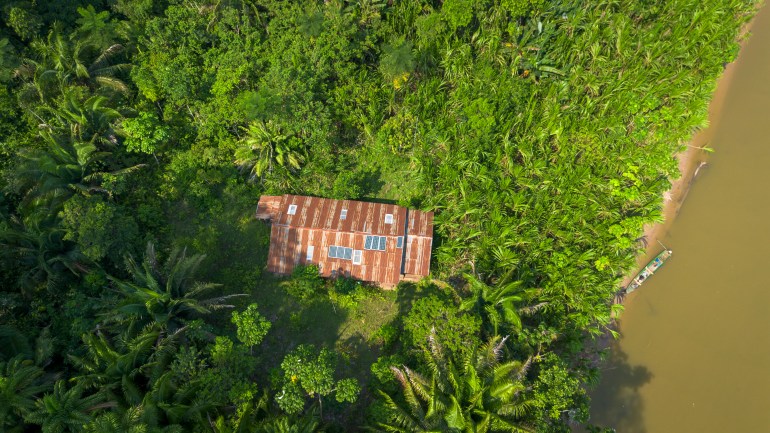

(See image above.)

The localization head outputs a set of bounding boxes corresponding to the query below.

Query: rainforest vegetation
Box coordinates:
[0,0,756,432]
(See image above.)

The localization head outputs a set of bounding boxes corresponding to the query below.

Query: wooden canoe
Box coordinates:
[625,249,673,294]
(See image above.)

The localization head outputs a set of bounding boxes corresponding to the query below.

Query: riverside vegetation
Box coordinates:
[0,0,757,432]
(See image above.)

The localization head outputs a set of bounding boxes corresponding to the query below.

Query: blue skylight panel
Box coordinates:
[329,245,337,258]
[397,236,403,248]
[378,236,386,251]
[344,248,352,260]
[365,236,373,250]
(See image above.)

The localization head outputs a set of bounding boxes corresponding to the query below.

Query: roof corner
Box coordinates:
[256,195,284,221]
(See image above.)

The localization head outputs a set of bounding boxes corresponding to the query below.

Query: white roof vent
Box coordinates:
[287,204,297,215]
[384,213,393,224]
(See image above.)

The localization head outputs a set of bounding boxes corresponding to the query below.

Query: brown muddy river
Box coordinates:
[587,4,770,433]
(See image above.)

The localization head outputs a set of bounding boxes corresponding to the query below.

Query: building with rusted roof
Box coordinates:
[256,195,433,287]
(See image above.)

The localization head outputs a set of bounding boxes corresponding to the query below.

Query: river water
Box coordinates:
[587,4,770,433]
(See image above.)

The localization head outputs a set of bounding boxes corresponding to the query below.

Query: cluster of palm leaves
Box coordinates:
[107,242,246,334]
[235,120,306,181]
[0,240,250,432]
[376,335,534,433]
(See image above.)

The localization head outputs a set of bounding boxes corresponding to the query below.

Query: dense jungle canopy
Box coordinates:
[0,0,757,432]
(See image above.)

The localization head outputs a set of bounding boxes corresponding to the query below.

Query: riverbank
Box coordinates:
[619,143,709,290]
[619,24,748,295]
[589,2,770,429]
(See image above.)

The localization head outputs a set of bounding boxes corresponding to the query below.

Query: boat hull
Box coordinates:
[625,249,673,294]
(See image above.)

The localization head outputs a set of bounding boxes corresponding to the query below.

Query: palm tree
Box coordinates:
[375,335,534,433]
[108,242,245,333]
[0,356,51,432]
[256,414,321,433]
[42,90,123,143]
[83,406,148,433]
[19,134,109,207]
[253,402,321,433]
[75,5,115,50]
[0,217,88,294]
[17,131,143,213]
[25,380,107,433]
[234,120,305,181]
[15,28,130,105]
[68,328,162,408]
[69,323,212,431]
[141,370,212,430]
[460,274,547,336]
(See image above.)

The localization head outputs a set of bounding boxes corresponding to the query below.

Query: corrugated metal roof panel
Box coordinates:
[276,194,406,236]
[261,195,432,286]
[403,235,432,276]
[256,195,283,220]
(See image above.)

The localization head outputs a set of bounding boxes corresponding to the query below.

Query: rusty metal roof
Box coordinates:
[256,195,433,286]
[255,195,282,220]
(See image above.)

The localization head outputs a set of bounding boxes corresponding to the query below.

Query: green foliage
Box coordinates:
[501,0,545,17]
[283,265,325,302]
[112,0,154,22]
[0,356,50,431]
[380,37,415,84]
[276,344,360,415]
[330,170,364,200]
[120,111,170,154]
[200,336,258,405]
[370,353,406,390]
[531,353,589,431]
[5,5,43,41]
[403,295,481,362]
[25,380,103,433]
[231,304,271,349]
[442,0,476,30]
[328,279,381,311]
[59,195,139,264]
[335,378,361,403]
[370,323,399,350]
[375,336,534,432]
[0,39,19,83]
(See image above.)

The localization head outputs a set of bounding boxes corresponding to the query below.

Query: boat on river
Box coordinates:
[625,249,673,294]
